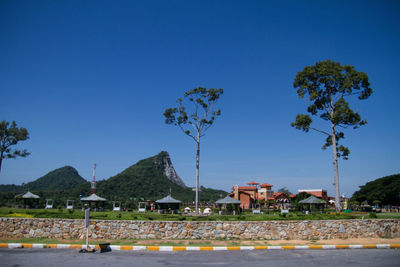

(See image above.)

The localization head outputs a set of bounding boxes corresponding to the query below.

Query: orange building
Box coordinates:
[230,181,284,209]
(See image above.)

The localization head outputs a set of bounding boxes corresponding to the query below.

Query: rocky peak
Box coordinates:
[153,151,187,188]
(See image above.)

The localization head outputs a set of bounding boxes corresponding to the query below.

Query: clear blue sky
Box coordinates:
[1,0,399,197]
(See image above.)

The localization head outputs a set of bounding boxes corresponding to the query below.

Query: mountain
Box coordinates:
[0,166,88,193]
[0,151,228,206]
[351,174,400,205]
[96,151,227,202]
[25,166,88,191]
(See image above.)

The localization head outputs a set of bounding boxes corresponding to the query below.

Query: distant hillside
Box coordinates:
[351,174,400,205]
[96,151,227,202]
[0,166,88,192]
[25,166,88,191]
[0,166,90,207]
[0,152,227,206]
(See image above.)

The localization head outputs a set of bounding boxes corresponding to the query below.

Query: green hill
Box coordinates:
[351,174,400,205]
[96,151,227,202]
[24,166,88,191]
[0,152,228,207]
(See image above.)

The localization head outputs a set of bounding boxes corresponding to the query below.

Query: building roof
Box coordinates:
[289,194,297,198]
[247,181,259,185]
[236,186,257,191]
[81,193,106,202]
[215,196,242,204]
[298,195,326,204]
[273,192,288,198]
[155,195,181,204]
[298,189,326,198]
[260,183,273,188]
[21,191,40,199]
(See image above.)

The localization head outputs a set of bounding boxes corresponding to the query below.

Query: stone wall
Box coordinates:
[1,218,399,240]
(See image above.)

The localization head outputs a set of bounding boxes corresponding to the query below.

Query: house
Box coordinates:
[230,184,258,209]
[273,192,290,209]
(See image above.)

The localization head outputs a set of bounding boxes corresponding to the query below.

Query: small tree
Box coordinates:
[291,60,372,212]
[0,120,30,174]
[164,87,223,214]
[277,187,292,195]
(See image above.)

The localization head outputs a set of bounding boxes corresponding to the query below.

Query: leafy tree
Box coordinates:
[0,120,30,174]
[164,87,223,214]
[291,60,372,211]
[277,187,292,195]
[351,174,400,205]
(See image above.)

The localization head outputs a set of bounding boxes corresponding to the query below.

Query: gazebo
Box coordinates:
[155,195,181,214]
[215,196,242,214]
[298,195,326,212]
[81,193,107,211]
[16,191,40,209]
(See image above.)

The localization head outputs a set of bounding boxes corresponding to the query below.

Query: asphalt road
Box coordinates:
[1,248,400,267]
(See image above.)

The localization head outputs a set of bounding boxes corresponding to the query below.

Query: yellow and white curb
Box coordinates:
[1,243,400,251]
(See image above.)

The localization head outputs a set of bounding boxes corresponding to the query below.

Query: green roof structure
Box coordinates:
[215,196,241,204]
[155,195,181,204]
[298,195,326,204]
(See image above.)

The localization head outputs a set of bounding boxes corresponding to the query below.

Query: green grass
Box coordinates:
[1,207,398,221]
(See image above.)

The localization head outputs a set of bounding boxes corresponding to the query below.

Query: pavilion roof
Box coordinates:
[21,191,40,199]
[298,195,326,204]
[155,195,181,204]
[215,196,242,204]
[81,193,106,202]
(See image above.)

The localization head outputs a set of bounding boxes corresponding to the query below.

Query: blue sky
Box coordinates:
[1,0,399,197]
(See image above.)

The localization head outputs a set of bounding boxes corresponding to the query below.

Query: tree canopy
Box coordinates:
[291,60,372,211]
[164,87,223,214]
[291,60,372,159]
[0,120,30,174]
[351,174,400,206]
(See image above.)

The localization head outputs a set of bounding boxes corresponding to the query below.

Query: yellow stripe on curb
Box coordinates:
[199,247,213,251]
[362,245,377,249]
[227,247,240,250]
[173,246,187,251]
[147,246,160,251]
[120,246,133,250]
[45,244,57,248]
[21,243,33,248]
[0,244,8,248]
[390,244,400,248]
[309,245,323,249]
[336,245,349,249]
[254,246,268,250]
[282,246,295,250]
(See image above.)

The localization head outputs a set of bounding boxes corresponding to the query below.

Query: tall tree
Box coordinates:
[164,87,223,214]
[291,60,372,212]
[0,120,30,174]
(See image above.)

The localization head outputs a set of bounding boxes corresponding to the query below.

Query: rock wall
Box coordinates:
[1,218,398,240]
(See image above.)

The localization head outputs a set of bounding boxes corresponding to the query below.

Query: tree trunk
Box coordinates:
[195,132,200,215]
[331,124,341,212]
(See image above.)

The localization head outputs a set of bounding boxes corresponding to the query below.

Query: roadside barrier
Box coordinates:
[1,243,399,251]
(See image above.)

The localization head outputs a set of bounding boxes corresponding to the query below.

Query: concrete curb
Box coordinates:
[1,243,400,251]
